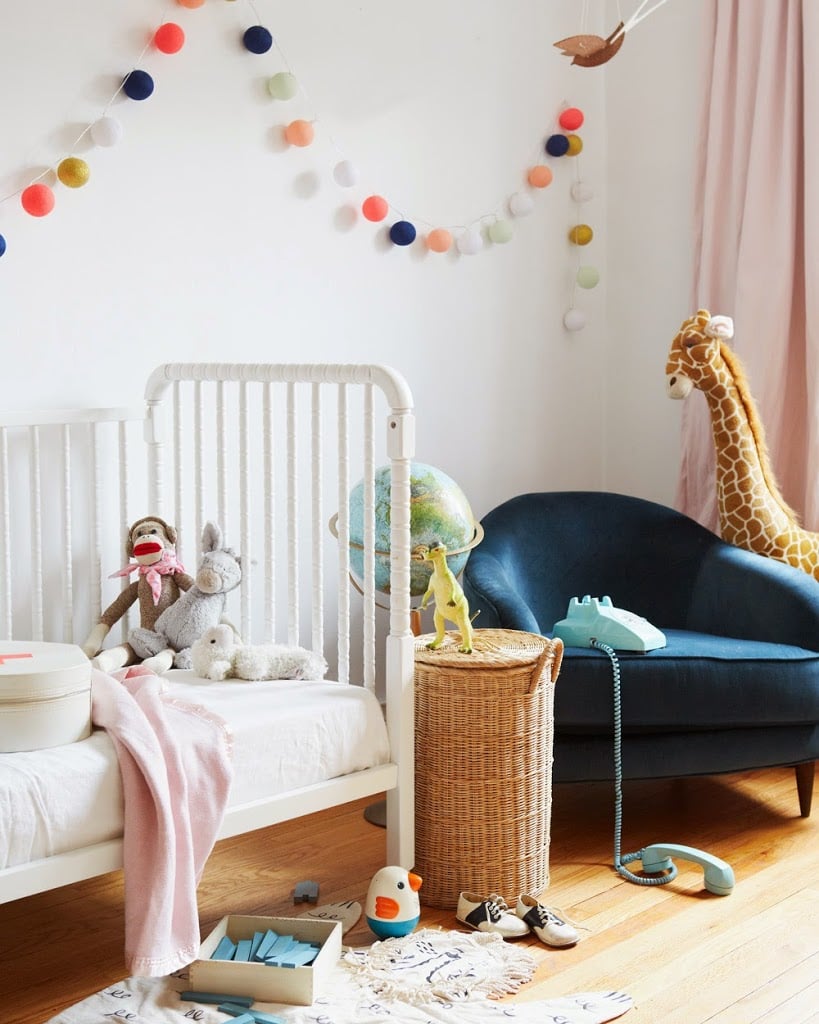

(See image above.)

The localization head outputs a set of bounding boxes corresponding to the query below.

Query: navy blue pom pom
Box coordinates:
[244,26,273,54]
[545,133,570,157]
[123,69,154,101]
[389,221,417,246]
[0,234,6,258]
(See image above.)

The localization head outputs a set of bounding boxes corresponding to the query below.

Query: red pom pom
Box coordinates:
[21,183,55,217]
[558,107,584,131]
[155,23,185,54]
[362,195,388,222]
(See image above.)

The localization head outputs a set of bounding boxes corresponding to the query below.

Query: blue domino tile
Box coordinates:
[180,991,253,1006]
[235,939,253,961]
[254,929,279,961]
[250,931,264,960]
[211,936,237,960]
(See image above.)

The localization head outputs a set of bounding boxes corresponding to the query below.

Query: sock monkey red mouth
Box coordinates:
[133,541,162,557]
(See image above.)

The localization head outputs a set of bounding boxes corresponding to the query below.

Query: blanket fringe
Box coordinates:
[342,928,537,1005]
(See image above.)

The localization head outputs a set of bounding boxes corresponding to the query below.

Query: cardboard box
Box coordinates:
[190,915,341,1005]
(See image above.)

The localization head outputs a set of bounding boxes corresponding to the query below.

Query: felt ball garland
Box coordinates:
[0,0,598,324]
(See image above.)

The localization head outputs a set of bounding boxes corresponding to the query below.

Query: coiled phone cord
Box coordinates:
[591,638,678,887]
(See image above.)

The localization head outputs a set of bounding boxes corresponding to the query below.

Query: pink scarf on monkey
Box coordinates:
[91,664,232,976]
[108,549,187,605]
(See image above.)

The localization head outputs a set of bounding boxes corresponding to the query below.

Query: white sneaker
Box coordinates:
[515,894,578,947]
[456,892,530,939]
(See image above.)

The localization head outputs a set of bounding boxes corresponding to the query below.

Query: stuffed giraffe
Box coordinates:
[665,308,819,579]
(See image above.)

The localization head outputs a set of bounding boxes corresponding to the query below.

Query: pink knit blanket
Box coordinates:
[91,666,233,977]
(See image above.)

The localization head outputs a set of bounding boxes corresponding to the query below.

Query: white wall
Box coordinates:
[604,0,708,504]
[0,0,703,519]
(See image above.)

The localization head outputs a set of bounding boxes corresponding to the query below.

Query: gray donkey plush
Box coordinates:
[130,521,242,674]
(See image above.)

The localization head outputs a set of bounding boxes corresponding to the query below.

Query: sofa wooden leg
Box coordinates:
[795,762,815,817]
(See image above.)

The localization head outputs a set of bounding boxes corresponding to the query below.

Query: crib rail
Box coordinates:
[0,406,146,644]
[0,365,415,693]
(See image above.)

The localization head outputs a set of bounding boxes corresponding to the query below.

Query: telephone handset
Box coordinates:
[552,596,734,896]
[640,843,734,896]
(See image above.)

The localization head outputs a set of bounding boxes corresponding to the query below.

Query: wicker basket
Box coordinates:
[413,628,563,909]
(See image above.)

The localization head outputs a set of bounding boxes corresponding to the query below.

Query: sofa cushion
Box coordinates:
[556,629,819,734]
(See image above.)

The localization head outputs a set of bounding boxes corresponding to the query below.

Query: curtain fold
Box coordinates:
[677,0,819,532]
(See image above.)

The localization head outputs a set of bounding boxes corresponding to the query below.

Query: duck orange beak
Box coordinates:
[409,871,422,892]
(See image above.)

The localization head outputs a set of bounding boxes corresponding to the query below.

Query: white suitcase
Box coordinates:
[0,641,92,752]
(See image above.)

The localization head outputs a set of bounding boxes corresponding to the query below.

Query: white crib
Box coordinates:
[0,362,415,903]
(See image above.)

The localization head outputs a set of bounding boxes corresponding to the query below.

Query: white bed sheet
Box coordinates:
[0,672,390,870]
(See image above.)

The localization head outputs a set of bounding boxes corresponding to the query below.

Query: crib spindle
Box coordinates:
[61,425,74,643]
[310,383,324,659]
[262,382,276,642]
[29,426,44,640]
[336,383,350,686]
[239,381,251,642]
[0,428,11,640]
[362,385,376,692]
[286,382,299,649]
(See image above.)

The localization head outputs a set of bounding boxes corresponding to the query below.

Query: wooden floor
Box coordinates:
[2,765,818,1024]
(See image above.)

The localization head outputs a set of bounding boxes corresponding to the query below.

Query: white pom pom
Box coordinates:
[563,308,587,331]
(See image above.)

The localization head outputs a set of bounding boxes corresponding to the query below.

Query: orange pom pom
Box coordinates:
[527,165,553,188]
[426,228,452,253]
[284,120,314,147]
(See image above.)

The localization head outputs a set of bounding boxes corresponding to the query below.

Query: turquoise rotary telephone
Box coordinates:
[553,596,735,896]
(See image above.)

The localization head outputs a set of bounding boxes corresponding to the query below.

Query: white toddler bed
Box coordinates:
[0,363,415,905]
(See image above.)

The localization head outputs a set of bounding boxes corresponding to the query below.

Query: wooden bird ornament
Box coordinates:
[554,0,671,68]
[554,22,626,67]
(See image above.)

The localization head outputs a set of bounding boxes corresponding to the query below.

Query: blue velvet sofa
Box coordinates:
[462,491,819,815]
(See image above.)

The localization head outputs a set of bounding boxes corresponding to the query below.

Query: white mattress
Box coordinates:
[0,672,390,869]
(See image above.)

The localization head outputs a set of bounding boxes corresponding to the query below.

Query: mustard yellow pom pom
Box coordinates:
[57,157,90,188]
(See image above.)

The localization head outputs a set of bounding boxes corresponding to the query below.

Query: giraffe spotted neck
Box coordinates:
[666,309,819,578]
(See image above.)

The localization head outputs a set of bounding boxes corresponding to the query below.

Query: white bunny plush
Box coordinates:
[191,624,328,682]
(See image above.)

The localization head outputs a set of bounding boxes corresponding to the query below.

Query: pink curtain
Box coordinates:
[677,0,819,532]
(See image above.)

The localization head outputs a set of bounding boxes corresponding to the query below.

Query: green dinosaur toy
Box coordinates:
[420,542,474,653]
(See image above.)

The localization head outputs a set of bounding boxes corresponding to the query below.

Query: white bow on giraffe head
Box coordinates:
[704,315,734,340]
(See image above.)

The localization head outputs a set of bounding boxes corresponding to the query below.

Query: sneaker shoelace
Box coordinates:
[530,903,564,927]
[484,895,510,922]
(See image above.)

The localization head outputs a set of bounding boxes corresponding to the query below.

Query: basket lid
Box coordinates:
[0,641,90,697]
[414,628,563,683]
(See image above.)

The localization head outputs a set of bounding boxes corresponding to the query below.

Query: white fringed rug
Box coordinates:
[47,929,632,1024]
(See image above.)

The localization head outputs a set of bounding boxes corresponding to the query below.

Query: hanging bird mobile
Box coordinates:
[554,0,672,67]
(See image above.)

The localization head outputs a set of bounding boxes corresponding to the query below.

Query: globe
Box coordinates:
[345,462,479,597]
